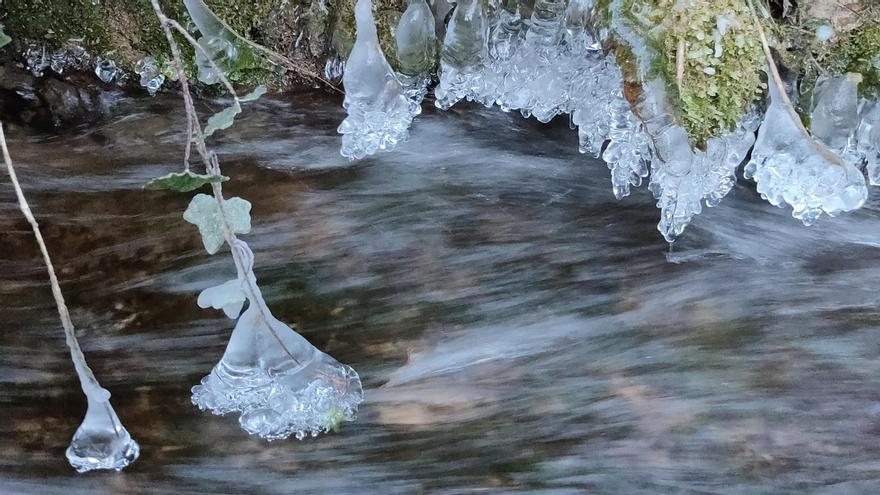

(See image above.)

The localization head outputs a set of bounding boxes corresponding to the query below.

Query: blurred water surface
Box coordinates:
[2,91,880,494]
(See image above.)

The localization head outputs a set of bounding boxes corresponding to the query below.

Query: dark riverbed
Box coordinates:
[2,91,880,494]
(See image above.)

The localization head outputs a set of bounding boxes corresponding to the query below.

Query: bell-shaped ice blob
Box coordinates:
[338,0,422,160]
[434,0,492,109]
[744,70,868,225]
[395,0,438,99]
[192,241,363,440]
[66,386,140,473]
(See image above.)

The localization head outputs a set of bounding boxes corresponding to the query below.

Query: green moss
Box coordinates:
[823,22,880,98]
[616,0,764,148]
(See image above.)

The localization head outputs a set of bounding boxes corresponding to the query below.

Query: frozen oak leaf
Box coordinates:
[183,193,251,254]
[198,279,246,319]
[145,171,229,192]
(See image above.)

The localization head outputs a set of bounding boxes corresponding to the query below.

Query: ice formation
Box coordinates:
[329,0,880,237]
[857,99,880,186]
[94,57,118,84]
[338,0,422,160]
[191,240,363,440]
[66,386,140,473]
[1,124,138,473]
[744,71,868,224]
[434,0,492,109]
[134,57,165,96]
[394,0,438,100]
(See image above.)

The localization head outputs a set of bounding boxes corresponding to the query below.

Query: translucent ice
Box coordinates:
[195,35,239,85]
[434,0,492,109]
[192,241,363,440]
[810,74,861,159]
[338,0,422,160]
[395,0,437,101]
[637,81,758,241]
[94,57,118,84]
[66,389,140,473]
[856,99,880,186]
[134,57,165,96]
[744,70,868,225]
[395,0,438,77]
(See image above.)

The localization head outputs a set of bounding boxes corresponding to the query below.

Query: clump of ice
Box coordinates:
[94,57,118,84]
[195,36,239,85]
[744,71,867,225]
[434,0,493,109]
[192,241,363,440]
[338,0,422,160]
[395,0,437,101]
[134,57,165,96]
[810,74,861,159]
[66,388,140,473]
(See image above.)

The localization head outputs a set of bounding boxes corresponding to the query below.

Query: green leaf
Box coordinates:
[239,84,267,102]
[183,193,251,254]
[0,26,11,49]
[203,101,241,138]
[145,171,229,192]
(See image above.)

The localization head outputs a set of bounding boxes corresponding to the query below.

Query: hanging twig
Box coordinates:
[0,123,108,399]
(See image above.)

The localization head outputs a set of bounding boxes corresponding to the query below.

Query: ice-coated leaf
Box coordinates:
[197,279,246,319]
[0,26,11,49]
[203,102,242,138]
[145,171,229,192]
[183,193,252,254]
[239,85,267,102]
[191,240,364,440]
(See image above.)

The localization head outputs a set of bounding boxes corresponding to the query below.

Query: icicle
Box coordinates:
[810,74,861,160]
[434,0,492,109]
[744,70,868,225]
[0,124,139,473]
[338,0,421,160]
[635,81,759,241]
[191,241,363,440]
[395,0,438,101]
[857,99,880,186]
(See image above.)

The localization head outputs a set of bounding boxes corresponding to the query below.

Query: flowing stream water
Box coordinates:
[2,91,880,494]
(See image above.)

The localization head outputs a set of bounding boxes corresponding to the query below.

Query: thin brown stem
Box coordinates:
[0,123,105,399]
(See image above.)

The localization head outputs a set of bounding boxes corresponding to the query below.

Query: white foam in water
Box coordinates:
[192,241,363,440]
[338,0,421,160]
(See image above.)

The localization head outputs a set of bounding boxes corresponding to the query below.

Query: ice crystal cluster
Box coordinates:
[332,0,880,239]
[744,74,868,225]
[184,195,363,440]
[338,0,423,160]
[395,0,438,101]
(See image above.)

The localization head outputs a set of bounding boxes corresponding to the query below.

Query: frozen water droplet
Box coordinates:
[338,0,421,160]
[94,57,118,83]
[66,395,140,473]
[135,57,165,96]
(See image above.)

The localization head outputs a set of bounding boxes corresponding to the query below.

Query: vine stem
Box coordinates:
[0,123,110,404]
[149,0,304,367]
